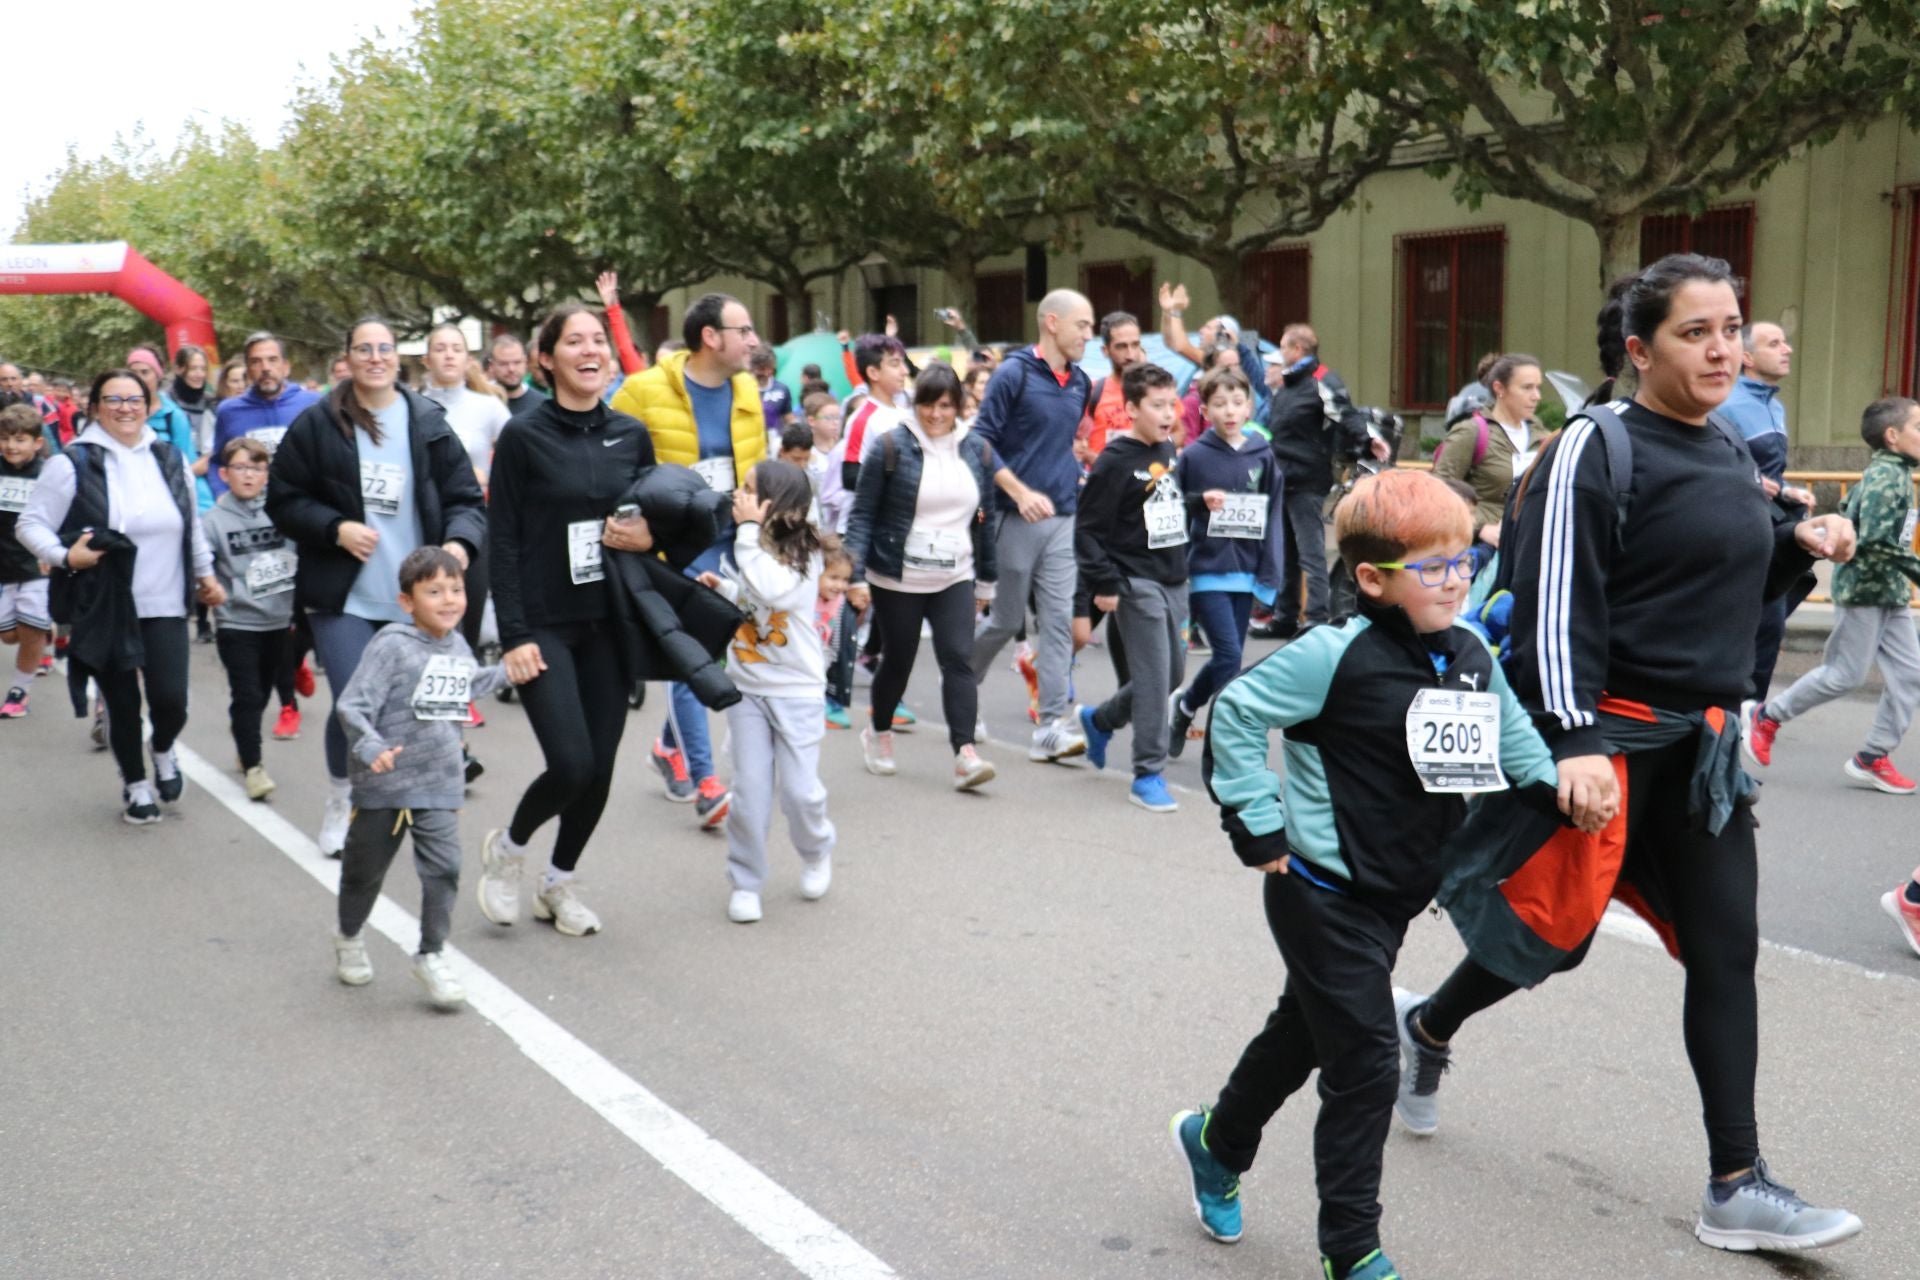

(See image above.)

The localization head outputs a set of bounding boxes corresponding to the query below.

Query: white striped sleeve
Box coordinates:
[1535,417,1599,732]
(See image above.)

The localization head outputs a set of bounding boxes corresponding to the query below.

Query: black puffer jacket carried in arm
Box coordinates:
[266,387,487,614]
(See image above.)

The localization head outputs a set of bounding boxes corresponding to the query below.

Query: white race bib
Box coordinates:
[1902,509,1917,549]
[410,654,472,721]
[1405,688,1505,794]
[693,456,737,493]
[246,426,289,455]
[903,525,964,572]
[0,474,34,514]
[567,519,605,585]
[1145,495,1188,549]
[1207,492,1267,540]
[244,549,296,596]
[359,461,405,517]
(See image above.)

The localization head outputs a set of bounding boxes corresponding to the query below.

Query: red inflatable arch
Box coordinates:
[0,241,217,359]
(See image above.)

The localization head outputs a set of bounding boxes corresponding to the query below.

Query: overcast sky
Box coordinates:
[4,0,414,237]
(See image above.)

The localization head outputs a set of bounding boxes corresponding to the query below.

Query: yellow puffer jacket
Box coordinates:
[611,350,767,474]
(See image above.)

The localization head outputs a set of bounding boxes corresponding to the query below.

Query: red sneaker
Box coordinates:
[1845,752,1917,795]
[695,776,731,829]
[294,658,316,699]
[36,653,54,677]
[1739,700,1778,769]
[467,701,486,728]
[1881,887,1920,957]
[1014,647,1040,725]
[273,705,301,740]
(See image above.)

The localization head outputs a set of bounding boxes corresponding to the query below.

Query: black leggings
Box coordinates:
[1419,739,1761,1176]
[869,581,978,752]
[459,540,489,652]
[94,617,190,785]
[214,626,289,769]
[508,621,629,871]
[273,611,311,708]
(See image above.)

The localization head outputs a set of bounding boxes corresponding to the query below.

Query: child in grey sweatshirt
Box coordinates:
[331,546,515,1009]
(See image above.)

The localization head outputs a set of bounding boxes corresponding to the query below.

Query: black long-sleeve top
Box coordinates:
[487,398,655,650]
[1074,434,1189,597]
[1507,399,1814,759]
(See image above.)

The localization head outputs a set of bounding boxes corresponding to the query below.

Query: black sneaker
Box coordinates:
[1247,616,1297,642]
[1167,690,1195,760]
[464,747,485,786]
[152,747,186,804]
[123,781,162,825]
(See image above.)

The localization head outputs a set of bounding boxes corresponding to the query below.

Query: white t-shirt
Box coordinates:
[865,424,980,594]
[424,383,512,481]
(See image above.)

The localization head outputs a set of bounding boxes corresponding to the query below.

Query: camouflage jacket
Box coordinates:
[1833,449,1920,608]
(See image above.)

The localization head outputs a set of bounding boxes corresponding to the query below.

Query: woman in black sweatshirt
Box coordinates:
[1398,255,1863,1254]
[477,303,656,938]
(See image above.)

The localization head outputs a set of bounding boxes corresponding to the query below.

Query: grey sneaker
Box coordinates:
[412,951,466,1009]
[533,879,602,936]
[1695,1159,1862,1252]
[475,828,525,926]
[1028,715,1087,763]
[334,932,373,986]
[1392,987,1448,1136]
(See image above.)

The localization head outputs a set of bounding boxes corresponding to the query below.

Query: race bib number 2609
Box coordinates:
[1404,688,1505,794]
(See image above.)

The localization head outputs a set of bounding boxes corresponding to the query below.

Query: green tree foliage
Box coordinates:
[849,0,1413,317]
[1369,0,1920,286]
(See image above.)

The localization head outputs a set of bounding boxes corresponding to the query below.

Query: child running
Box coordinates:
[1074,362,1189,812]
[201,438,297,799]
[1743,397,1920,793]
[698,460,836,924]
[818,537,858,730]
[0,403,50,718]
[332,546,521,1008]
[1171,469,1568,1280]
[1168,366,1286,756]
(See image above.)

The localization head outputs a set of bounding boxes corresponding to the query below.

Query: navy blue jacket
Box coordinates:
[970,346,1091,517]
[1174,428,1286,589]
[844,424,999,586]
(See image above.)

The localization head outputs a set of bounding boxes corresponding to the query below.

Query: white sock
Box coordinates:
[152,747,179,778]
[542,867,574,889]
[496,830,526,858]
[328,774,351,801]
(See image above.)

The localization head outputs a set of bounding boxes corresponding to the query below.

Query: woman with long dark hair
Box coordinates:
[266,318,486,855]
[475,303,656,937]
[1395,255,1864,1253]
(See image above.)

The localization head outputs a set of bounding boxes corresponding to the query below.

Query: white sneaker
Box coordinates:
[861,726,897,776]
[800,855,832,901]
[728,889,764,923]
[954,745,996,791]
[334,932,373,986]
[317,795,352,858]
[1029,715,1088,762]
[533,879,602,936]
[475,828,525,926]
[412,951,466,1009]
[243,765,276,801]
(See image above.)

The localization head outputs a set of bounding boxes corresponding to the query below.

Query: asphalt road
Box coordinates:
[1,627,1915,1279]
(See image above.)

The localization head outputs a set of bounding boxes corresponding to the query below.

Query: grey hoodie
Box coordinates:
[335,623,506,809]
[201,491,296,631]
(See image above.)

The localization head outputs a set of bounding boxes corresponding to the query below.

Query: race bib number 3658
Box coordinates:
[1405,688,1505,794]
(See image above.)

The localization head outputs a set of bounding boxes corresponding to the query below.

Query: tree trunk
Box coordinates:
[1204,252,1252,332]
[1593,215,1640,294]
[944,248,979,337]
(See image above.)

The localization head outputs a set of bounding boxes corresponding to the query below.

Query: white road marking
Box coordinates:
[1600,903,1920,987]
[174,742,897,1280]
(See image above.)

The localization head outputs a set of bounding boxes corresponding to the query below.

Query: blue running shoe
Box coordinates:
[1323,1249,1402,1279]
[1169,1109,1241,1243]
[1078,705,1111,770]
[1130,773,1179,812]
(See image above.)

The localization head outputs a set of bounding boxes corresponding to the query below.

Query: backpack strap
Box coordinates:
[881,428,898,475]
[1577,400,1635,543]
[1469,412,1491,469]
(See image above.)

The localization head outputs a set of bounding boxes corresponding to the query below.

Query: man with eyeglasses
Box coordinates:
[208,332,320,498]
[612,292,768,828]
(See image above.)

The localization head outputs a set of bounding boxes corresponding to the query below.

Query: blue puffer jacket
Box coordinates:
[844,422,999,586]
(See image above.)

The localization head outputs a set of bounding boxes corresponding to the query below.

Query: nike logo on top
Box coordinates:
[604,437,624,447]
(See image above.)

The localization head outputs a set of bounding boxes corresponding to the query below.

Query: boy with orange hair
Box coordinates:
[1169,469,1576,1280]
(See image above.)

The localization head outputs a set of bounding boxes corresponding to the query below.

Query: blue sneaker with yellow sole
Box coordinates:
[1169,1108,1241,1243]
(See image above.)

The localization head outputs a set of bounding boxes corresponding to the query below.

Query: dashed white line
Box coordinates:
[174,741,897,1280]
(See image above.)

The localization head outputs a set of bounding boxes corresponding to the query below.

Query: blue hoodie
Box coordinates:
[1174,427,1285,604]
[970,346,1091,517]
[208,383,321,496]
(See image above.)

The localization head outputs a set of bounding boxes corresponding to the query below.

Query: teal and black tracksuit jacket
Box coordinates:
[1203,597,1559,919]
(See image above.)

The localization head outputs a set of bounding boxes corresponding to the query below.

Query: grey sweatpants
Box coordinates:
[724,694,835,893]
[1767,604,1920,757]
[1091,578,1189,777]
[970,513,1076,722]
[338,807,461,955]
